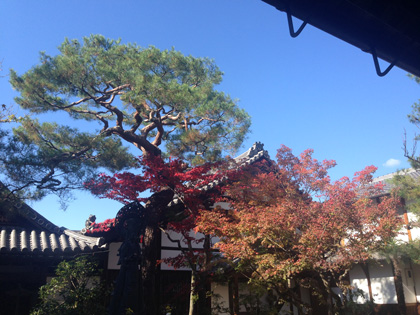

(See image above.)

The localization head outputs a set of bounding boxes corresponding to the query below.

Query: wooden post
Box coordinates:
[228,274,240,315]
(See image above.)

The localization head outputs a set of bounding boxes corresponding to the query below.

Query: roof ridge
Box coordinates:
[372,168,418,183]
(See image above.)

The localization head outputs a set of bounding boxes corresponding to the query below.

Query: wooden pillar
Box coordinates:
[229,274,240,315]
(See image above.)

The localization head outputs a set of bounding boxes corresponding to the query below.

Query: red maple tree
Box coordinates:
[85,155,230,233]
[196,145,401,314]
[84,155,234,314]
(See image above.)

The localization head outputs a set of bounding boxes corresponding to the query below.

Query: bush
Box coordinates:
[30,256,109,315]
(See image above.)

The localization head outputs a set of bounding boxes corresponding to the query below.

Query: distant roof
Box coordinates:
[175,142,269,195]
[262,0,420,77]
[233,142,270,166]
[372,168,420,195]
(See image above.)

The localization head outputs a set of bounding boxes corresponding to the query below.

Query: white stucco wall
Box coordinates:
[412,263,420,303]
[349,262,408,305]
[160,229,221,271]
[369,262,397,304]
[407,205,420,240]
[161,230,220,249]
[211,282,230,315]
[402,200,420,240]
[160,249,191,271]
[396,260,419,304]
[108,242,123,270]
[349,264,371,303]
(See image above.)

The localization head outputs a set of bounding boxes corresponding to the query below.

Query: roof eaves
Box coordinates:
[0,227,106,255]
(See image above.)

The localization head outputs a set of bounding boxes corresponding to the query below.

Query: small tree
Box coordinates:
[404,75,420,167]
[378,171,420,315]
[86,155,232,315]
[197,145,401,314]
[30,256,109,315]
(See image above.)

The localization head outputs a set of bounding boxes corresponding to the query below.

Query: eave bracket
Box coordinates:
[371,47,397,77]
[286,11,308,38]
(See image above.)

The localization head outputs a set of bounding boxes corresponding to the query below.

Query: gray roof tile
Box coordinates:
[0,227,105,255]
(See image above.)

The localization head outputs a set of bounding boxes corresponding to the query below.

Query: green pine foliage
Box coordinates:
[391,171,420,216]
[386,173,420,262]
[9,35,250,163]
[4,35,251,200]
[30,256,109,315]
[406,75,420,167]
[0,118,135,202]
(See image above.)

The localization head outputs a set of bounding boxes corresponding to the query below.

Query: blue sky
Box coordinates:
[1,0,419,229]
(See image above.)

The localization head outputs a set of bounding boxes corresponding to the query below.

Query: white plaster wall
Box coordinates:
[211,282,230,315]
[237,283,268,313]
[300,287,311,313]
[402,267,417,303]
[410,226,420,240]
[408,210,420,240]
[160,249,191,271]
[403,201,420,240]
[395,230,410,243]
[394,213,410,243]
[279,302,295,315]
[393,259,418,304]
[413,263,420,303]
[349,264,371,303]
[212,201,231,210]
[161,230,219,248]
[108,242,123,270]
[369,262,397,304]
[161,230,203,248]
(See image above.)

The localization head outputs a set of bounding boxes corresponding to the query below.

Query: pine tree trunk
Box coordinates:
[391,257,407,315]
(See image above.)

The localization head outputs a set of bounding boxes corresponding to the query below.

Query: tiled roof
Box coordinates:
[0,227,105,255]
[1,183,106,254]
[233,142,270,166]
[168,142,269,205]
[372,168,420,195]
[200,142,269,192]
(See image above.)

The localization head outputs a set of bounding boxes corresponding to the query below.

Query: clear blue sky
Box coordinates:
[1,0,419,230]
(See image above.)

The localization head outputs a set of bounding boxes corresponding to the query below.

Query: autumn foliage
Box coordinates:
[196,145,401,312]
[85,145,401,313]
[85,155,226,204]
[86,218,116,235]
[84,155,231,265]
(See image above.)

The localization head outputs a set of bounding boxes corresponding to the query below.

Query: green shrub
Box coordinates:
[30,256,109,315]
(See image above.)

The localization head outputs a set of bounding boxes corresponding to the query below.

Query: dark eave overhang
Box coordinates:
[262,0,420,77]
